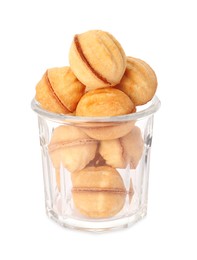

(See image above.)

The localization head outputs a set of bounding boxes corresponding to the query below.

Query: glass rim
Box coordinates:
[31,95,161,123]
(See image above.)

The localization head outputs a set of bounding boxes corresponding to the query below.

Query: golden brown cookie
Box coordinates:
[121,126,144,169]
[35,72,68,114]
[116,56,157,105]
[81,121,135,140]
[72,166,126,218]
[35,67,85,113]
[76,87,135,140]
[76,87,135,117]
[48,125,98,172]
[69,30,126,90]
[99,126,144,169]
[99,138,125,168]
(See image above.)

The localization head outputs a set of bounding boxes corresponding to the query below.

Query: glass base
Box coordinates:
[46,206,147,232]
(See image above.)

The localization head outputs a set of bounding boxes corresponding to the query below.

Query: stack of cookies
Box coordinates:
[35,30,158,219]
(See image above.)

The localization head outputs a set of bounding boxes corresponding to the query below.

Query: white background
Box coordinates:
[0,0,197,259]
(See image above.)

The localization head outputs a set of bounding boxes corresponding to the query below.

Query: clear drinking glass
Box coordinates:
[31,96,160,232]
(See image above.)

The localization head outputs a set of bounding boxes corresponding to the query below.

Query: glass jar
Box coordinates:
[31,96,160,232]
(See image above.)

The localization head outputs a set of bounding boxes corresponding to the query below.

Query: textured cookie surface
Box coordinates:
[99,126,144,169]
[47,67,85,112]
[72,166,126,218]
[35,67,85,113]
[48,126,98,172]
[116,56,157,105]
[69,30,126,90]
[76,87,135,117]
[35,72,68,114]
